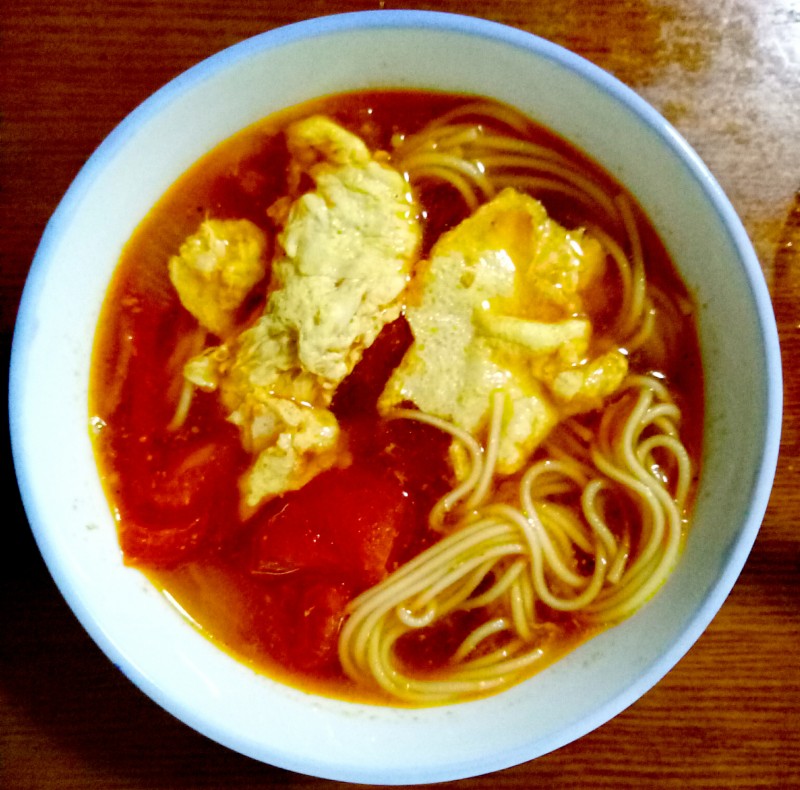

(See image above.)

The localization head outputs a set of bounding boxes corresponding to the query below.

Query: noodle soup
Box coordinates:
[90,90,702,705]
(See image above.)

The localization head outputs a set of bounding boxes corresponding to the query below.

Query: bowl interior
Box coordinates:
[9,11,781,785]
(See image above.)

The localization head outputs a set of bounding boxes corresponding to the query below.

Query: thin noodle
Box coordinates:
[165,328,206,431]
[452,618,510,662]
[339,372,692,703]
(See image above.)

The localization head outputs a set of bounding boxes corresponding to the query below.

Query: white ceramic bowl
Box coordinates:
[9,11,781,785]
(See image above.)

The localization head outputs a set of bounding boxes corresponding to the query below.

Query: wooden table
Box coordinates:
[2,1,798,787]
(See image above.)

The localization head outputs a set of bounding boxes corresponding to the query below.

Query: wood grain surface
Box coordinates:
[2,1,799,788]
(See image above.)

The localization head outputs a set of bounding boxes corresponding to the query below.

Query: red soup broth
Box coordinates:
[89,90,703,705]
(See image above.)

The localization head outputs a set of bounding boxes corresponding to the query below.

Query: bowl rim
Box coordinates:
[9,10,783,784]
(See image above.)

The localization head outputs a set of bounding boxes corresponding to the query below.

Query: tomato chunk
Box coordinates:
[331,317,413,418]
[256,574,353,673]
[294,579,353,671]
[252,465,414,585]
[116,432,244,567]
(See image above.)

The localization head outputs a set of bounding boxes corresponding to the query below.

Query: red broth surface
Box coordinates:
[90,90,703,704]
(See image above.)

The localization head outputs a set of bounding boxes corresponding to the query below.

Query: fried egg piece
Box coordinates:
[380,187,627,474]
[169,218,268,337]
[184,116,420,509]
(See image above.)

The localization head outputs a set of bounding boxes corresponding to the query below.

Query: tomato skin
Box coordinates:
[118,515,208,568]
[247,413,454,674]
[252,464,414,585]
[294,579,354,671]
[347,417,452,505]
[113,442,216,568]
[253,573,353,673]
[331,317,413,419]
[113,424,246,568]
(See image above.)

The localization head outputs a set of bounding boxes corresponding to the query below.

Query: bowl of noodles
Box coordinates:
[9,10,781,785]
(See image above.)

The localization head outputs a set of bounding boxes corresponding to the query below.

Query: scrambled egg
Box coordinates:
[380,188,628,474]
[169,218,267,337]
[169,119,627,511]
[181,116,420,509]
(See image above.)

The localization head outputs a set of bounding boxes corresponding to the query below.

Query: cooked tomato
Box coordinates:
[111,402,246,567]
[331,317,413,418]
[293,579,354,671]
[252,464,415,585]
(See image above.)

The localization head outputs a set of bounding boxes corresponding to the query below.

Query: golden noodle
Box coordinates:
[337,104,693,703]
[166,329,206,431]
[392,103,657,354]
[339,375,691,704]
[393,103,622,222]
